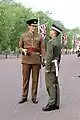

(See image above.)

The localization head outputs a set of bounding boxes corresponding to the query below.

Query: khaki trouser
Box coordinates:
[45,72,60,106]
[22,64,40,99]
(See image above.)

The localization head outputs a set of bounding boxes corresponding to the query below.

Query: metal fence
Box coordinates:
[0,52,20,59]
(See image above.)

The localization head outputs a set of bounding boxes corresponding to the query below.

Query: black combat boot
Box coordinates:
[55,105,59,109]
[32,98,38,104]
[42,104,59,111]
[18,98,27,104]
[78,75,80,77]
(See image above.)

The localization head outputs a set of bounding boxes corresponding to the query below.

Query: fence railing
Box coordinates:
[0,52,20,59]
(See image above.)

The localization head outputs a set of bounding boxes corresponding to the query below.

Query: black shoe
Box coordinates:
[56,105,59,109]
[42,104,57,111]
[18,98,27,104]
[32,98,38,104]
[78,75,80,77]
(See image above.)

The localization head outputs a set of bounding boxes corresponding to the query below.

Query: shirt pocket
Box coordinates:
[23,36,31,47]
[34,38,40,48]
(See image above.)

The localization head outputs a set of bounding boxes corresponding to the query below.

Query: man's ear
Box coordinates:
[28,25,31,28]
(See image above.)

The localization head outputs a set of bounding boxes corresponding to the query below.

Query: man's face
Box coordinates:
[50,29,57,37]
[28,24,37,32]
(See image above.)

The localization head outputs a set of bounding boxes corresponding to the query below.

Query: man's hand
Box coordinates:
[22,48,27,55]
[42,58,46,67]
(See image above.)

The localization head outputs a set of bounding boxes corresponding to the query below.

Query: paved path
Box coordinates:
[0,54,80,120]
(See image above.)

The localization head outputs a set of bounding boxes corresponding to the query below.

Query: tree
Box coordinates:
[0,1,67,52]
[67,31,74,49]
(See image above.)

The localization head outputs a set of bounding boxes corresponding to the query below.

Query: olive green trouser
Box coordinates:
[45,71,60,106]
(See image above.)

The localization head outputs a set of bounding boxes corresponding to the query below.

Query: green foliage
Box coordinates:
[0,2,34,51]
[0,2,54,51]
[0,1,79,52]
[67,31,74,49]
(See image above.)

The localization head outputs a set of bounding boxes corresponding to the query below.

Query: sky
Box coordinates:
[15,0,80,29]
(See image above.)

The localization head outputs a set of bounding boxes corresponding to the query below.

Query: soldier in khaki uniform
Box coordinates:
[18,19,45,104]
[42,23,62,111]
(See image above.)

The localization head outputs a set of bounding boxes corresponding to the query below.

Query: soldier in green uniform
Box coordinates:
[57,34,62,64]
[42,23,62,111]
[18,19,45,104]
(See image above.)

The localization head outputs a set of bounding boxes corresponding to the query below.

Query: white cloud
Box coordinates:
[15,0,80,29]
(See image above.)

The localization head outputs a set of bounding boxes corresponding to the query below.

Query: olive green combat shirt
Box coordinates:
[45,37,59,72]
